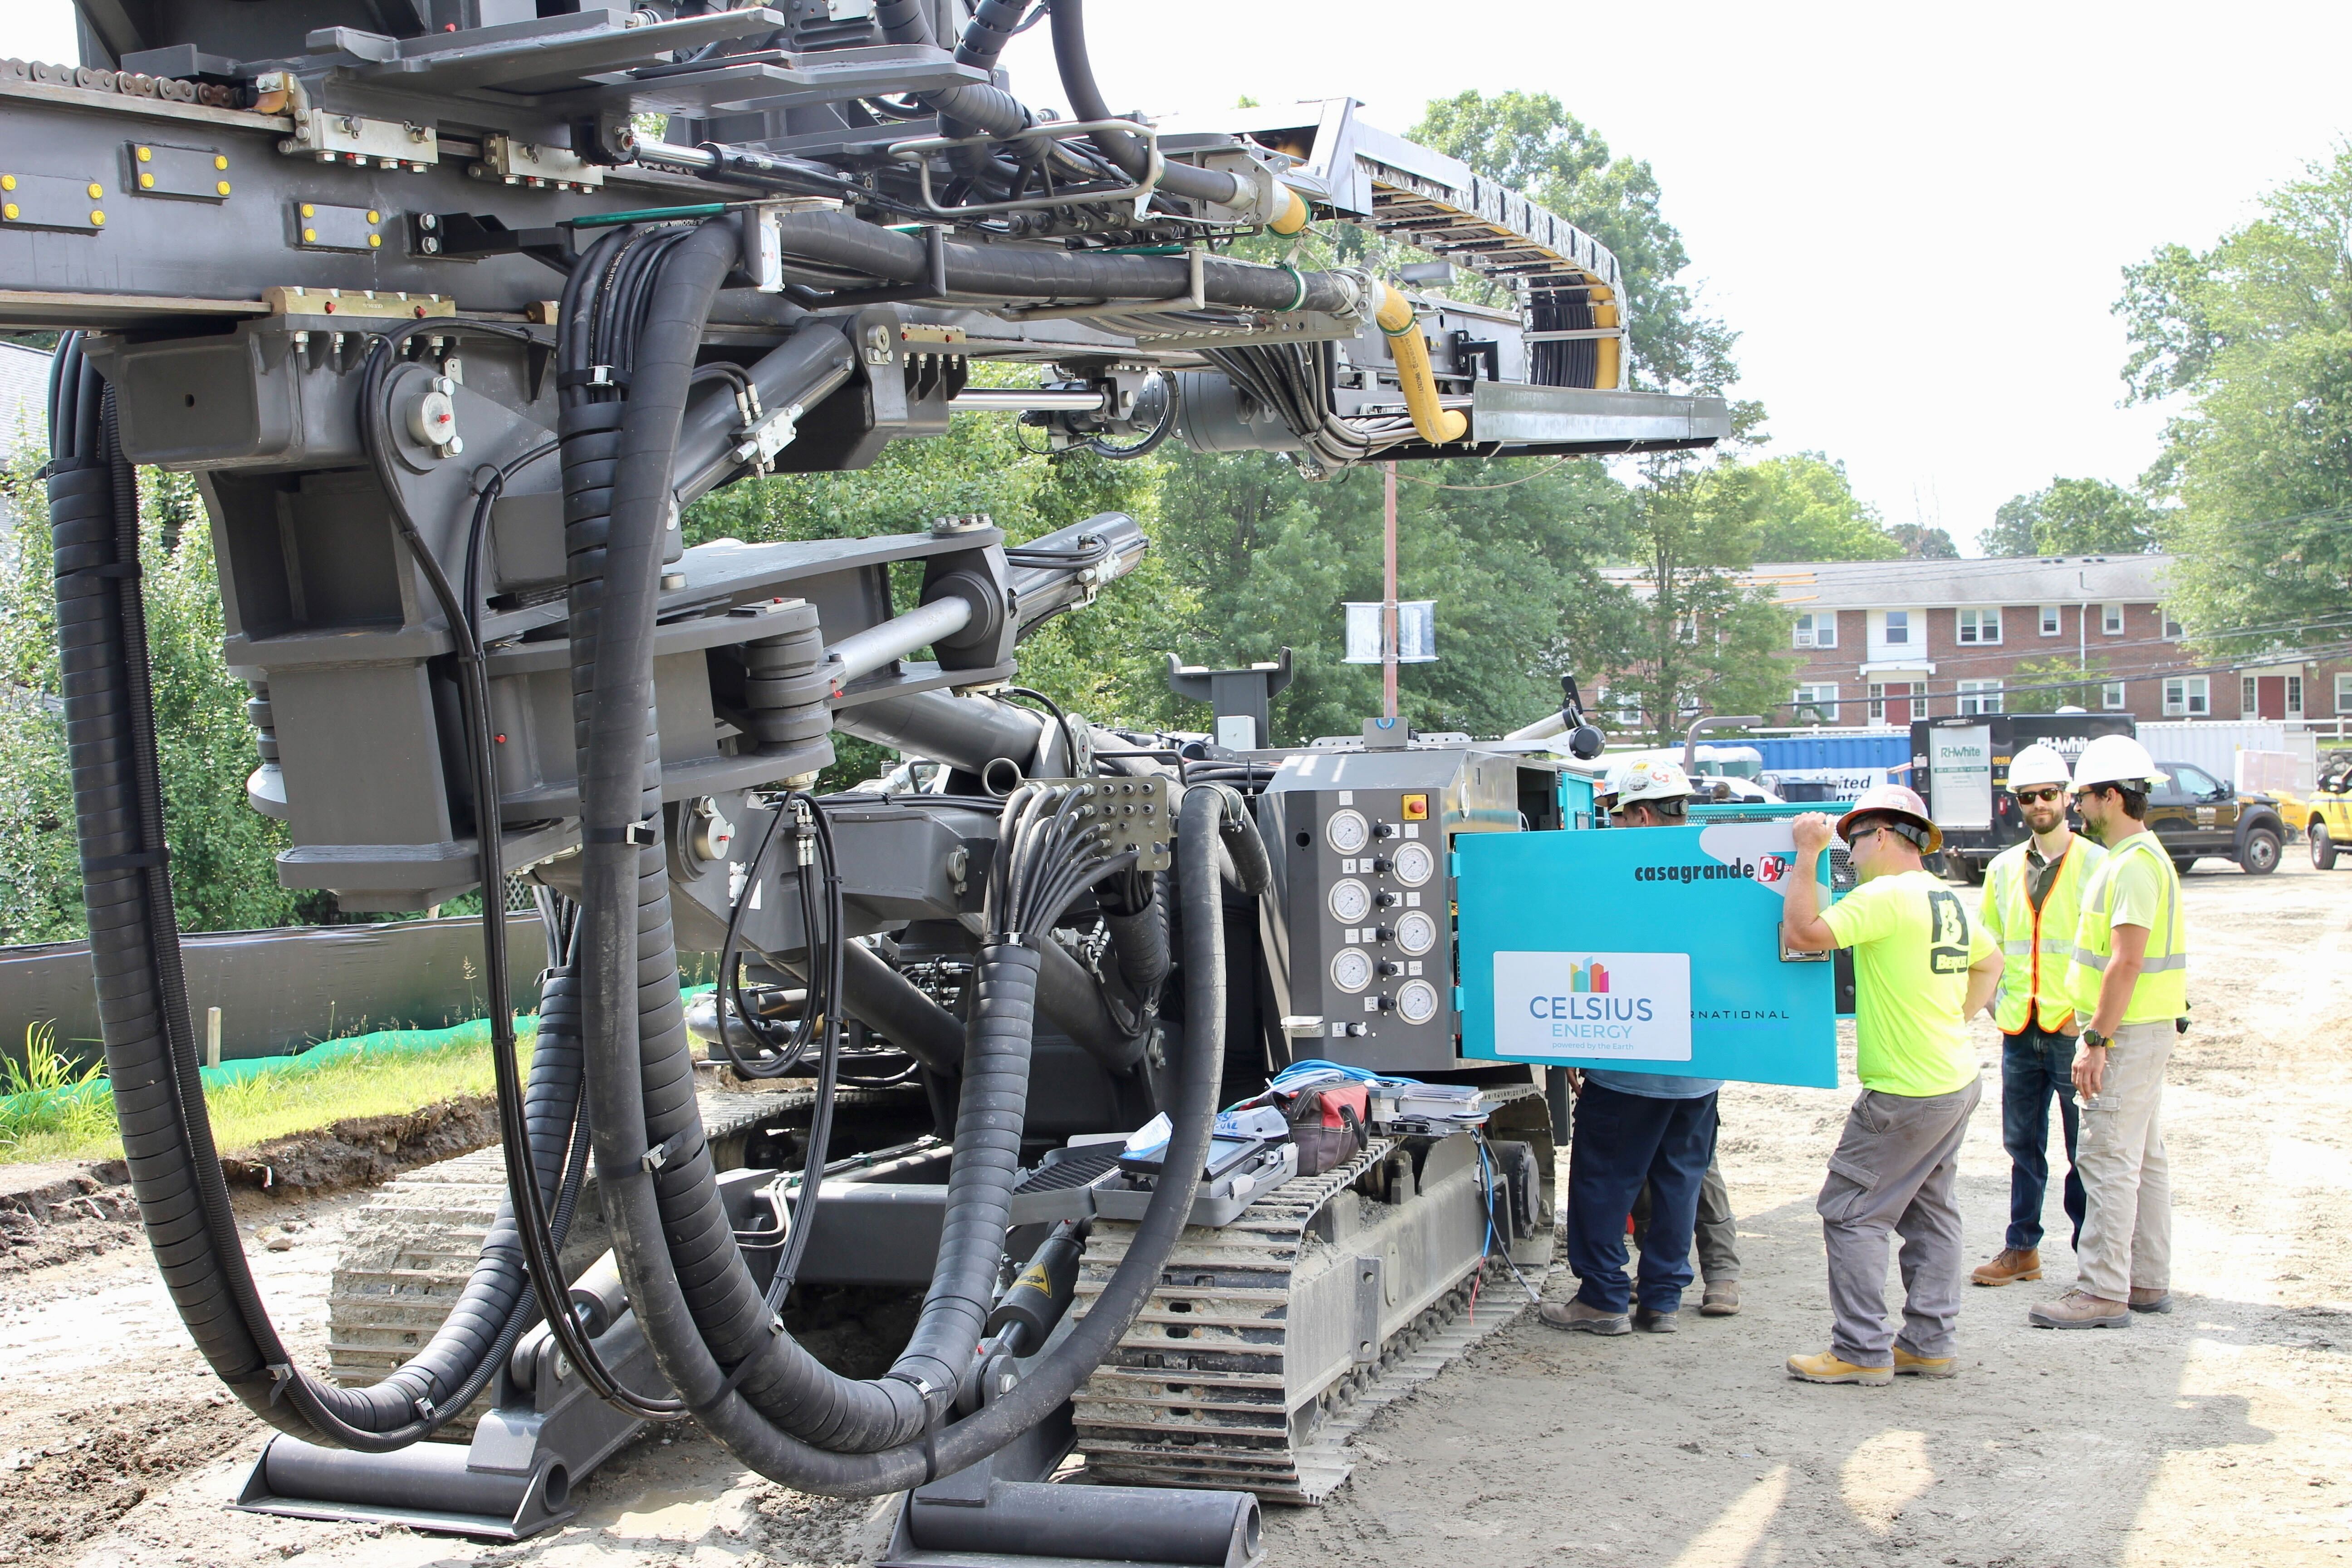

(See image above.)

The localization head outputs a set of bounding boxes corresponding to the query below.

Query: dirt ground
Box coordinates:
[3,860,2347,1568]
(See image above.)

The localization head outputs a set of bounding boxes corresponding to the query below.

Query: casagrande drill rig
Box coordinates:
[10,3,1725,1560]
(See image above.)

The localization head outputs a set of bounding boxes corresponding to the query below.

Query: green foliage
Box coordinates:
[1888,523,1961,559]
[1984,477,2161,558]
[1724,453,1899,562]
[2006,654,2114,715]
[0,1022,113,1156]
[1153,450,1639,744]
[0,458,303,945]
[2118,147,2352,642]
[1412,90,1738,397]
[1605,465,1796,741]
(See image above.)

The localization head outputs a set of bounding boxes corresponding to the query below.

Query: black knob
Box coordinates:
[1374,891,1398,910]
[1371,925,1396,945]
[1376,960,1402,978]
[1376,993,1396,1013]
[1372,821,1398,840]
[1370,856,1394,876]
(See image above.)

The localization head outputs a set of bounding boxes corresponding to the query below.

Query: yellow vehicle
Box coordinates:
[2284,751,2352,869]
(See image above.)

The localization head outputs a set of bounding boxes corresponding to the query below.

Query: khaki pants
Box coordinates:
[2074,1019,2173,1302]
[1817,1079,1981,1366]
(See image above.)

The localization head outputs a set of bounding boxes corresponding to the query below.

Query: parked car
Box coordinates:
[2147,760,2285,875]
[2277,750,2352,869]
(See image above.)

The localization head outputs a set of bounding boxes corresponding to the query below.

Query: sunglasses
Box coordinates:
[2012,786,2065,804]
[1844,825,1885,848]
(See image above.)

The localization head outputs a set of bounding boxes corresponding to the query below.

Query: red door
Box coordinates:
[2256,676,2286,720]
[1882,683,1915,726]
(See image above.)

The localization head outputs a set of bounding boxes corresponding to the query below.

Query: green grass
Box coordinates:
[0,1022,529,1166]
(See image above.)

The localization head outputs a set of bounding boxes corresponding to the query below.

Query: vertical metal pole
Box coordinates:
[205,1005,222,1070]
[1382,461,1399,720]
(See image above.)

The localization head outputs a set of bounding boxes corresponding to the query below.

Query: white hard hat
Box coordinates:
[1603,758,1694,808]
[2071,733,2168,791]
[2006,744,2073,791]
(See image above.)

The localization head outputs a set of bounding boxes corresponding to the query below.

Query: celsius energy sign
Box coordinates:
[1455,821,1838,1088]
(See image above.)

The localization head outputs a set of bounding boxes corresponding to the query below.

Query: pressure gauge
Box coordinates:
[1392,841,1436,887]
[1394,909,1438,956]
[1330,948,1374,993]
[1327,878,1372,923]
[1395,979,1441,1025]
[1325,808,1370,855]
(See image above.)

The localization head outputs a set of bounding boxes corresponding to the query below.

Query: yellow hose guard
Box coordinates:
[1375,280,1468,445]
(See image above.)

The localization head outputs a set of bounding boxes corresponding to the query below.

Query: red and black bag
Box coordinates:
[1282,1083,1369,1176]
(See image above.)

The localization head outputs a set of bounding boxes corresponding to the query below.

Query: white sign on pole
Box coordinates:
[1489,951,1693,1062]
[1342,601,1436,664]
[1929,725,1994,830]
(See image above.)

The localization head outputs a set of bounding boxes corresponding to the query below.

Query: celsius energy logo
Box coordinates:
[1492,951,1692,1062]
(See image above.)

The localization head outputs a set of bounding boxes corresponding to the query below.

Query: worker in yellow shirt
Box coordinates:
[1971,744,2105,1289]
[1780,784,2002,1385]
[2030,735,2186,1329]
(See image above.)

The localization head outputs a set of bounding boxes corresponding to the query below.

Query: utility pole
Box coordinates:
[1383,461,1399,719]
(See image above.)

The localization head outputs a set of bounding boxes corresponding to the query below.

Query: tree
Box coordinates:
[2005,654,2114,715]
[1412,91,1738,396]
[2117,147,2352,643]
[1602,466,1796,743]
[1727,453,1900,562]
[1984,477,2161,557]
[1889,523,1960,559]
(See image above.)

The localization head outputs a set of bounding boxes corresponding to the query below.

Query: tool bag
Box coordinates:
[1283,1083,1368,1176]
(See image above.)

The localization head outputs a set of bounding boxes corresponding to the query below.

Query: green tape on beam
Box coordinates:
[568,203,732,229]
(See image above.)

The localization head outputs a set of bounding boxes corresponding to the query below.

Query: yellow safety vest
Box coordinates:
[2066,831,2188,1025]
[1982,835,2104,1035]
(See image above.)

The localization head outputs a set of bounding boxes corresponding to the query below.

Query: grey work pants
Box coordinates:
[1632,1151,1741,1282]
[2074,1019,2174,1302]
[1817,1079,1982,1366]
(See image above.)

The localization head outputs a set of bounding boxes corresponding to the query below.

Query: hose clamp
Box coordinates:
[1274,261,1308,313]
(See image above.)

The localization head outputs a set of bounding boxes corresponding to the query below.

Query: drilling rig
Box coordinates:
[8,4,1727,1561]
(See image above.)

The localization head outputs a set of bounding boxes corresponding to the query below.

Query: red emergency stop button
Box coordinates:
[1401,794,1428,821]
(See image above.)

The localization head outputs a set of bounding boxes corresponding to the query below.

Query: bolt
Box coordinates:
[445,436,464,456]
[421,236,440,254]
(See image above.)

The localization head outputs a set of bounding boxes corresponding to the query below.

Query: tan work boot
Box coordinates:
[2029,1289,2130,1329]
[1970,1247,2042,1286]
[1785,1350,1891,1385]
[2128,1287,2174,1315]
[1539,1299,1630,1336]
[1893,1348,1956,1378]
[1700,1281,1741,1317]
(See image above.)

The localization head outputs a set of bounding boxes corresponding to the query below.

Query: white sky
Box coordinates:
[13,1,2352,552]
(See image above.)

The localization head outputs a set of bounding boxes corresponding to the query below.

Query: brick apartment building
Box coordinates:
[1750,554,2351,728]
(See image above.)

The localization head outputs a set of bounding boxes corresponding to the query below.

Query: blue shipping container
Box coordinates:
[1750,732,1912,774]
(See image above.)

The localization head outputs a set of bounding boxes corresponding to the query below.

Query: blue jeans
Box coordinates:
[1567,1082,1718,1314]
[2003,1023,2085,1251]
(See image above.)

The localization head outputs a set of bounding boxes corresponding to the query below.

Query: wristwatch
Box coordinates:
[2080,1028,2111,1051]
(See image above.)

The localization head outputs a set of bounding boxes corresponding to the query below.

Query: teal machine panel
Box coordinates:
[1455,820,1839,1088]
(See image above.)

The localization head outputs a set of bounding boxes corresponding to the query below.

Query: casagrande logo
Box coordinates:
[1635,854,1789,886]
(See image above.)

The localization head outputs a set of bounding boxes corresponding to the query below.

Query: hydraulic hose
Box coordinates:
[1375,279,1470,446]
[1046,0,1308,231]
[876,0,1034,138]
[50,342,589,1452]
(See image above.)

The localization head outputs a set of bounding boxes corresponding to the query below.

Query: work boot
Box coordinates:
[1970,1247,2043,1286]
[1785,1350,1891,1386]
[1539,1299,1630,1336]
[2128,1287,2174,1314]
[1700,1281,1741,1317]
[1893,1348,1956,1378]
[2028,1289,2130,1329]
[1633,1305,1679,1334]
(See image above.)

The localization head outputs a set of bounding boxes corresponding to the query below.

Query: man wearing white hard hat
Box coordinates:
[2030,735,2186,1329]
[1779,784,2002,1384]
[1543,759,1725,1336]
[1603,760,1749,1318]
[1971,744,2105,1290]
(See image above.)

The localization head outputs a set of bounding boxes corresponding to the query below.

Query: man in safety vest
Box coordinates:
[1971,744,2104,1289]
[2030,734,2186,1329]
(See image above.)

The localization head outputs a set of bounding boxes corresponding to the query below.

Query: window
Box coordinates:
[2039,605,2062,636]
[1956,679,2004,715]
[1792,612,1836,649]
[1956,608,2001,645]
[2102,681,2127,710]
[2338,672,2352,715]
[2288,675,2304,716]
[2163,676,2210,716]
[2242,675,2258,715]
[1884,609,1910,646]
[2163,609,2185,639]
[1790,683,1839,723]
[2102,603,2124,635]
